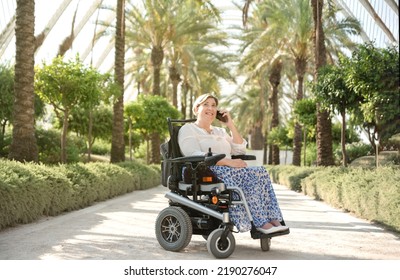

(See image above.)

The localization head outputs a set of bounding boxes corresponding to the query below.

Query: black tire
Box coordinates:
[260,237,271,251]
[206,228,235,259]
[155,206,192,252]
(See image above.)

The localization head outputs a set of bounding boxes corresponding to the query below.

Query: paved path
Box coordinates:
[0,184,399,260]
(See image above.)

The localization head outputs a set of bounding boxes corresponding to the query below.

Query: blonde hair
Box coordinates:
[192,94,219,116]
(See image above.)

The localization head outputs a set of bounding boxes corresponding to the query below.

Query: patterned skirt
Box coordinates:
[209,166,283,232]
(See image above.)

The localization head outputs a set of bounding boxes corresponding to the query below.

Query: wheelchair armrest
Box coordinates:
[231,154,256,160]
[205,153,225,166]
[168,153,226,166]
[169,155,206,163]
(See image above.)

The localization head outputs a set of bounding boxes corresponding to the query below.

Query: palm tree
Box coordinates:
[110,0,126,163]
[239,0,313,166]
[8,0,38,162]
[165,1,225,108]
[125,0,177,163]
[227,86,268,151]
[179,34,234,118]
[241,0,360,166]
[311,0,334,166]
[125,0,231,162]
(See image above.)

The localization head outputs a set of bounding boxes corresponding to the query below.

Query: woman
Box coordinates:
[178,94,289,234]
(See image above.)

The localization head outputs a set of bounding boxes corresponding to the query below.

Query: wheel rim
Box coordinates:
[215,236,231,253]
[161,215,181,243]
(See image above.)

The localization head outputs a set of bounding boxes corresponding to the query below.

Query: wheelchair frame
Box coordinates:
[155,118,289,258]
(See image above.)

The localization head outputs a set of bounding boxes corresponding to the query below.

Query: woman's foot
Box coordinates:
[270,220,289,231]
[256,226,282,234]
[258,221,289,234]
[261,223,274,230]
[270,220,282,227]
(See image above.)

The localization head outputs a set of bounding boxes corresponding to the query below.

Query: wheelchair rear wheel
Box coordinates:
[207,228,235,259]
[155,206,192,252]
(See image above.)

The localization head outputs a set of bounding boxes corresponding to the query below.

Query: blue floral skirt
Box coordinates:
[209,166,283,232]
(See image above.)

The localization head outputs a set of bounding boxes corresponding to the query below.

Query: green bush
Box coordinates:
[91,139,111,155]
[0,132,11,158]
[270,164,400,232]
[335,142,372,164]
[0,161,53,226]
[36,128,86,164]
[0,159,161,230]
[301,166,400,232]
[267,165,320,192]
[117,160,160,189]
[302,142,317,166]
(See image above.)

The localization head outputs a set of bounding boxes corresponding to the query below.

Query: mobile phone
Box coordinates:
[216,110,228,122]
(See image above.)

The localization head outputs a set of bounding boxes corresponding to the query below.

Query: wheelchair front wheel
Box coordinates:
[207,228,235,259]
[155,206,192,252]
[260,236,271,251]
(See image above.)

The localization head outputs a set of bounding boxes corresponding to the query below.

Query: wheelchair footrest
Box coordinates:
[251,228,290,239]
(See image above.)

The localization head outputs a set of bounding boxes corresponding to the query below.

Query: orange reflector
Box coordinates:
[202,176,213,182]
[211,196,218,204]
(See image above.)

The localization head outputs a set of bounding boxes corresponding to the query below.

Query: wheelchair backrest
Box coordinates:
[160,118,196,188]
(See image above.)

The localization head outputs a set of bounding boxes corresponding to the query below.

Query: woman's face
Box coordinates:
[196,97,218,122]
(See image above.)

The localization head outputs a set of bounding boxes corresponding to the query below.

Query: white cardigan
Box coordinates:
[178,123,247,158]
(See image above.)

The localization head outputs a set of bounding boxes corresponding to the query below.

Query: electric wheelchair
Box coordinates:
[155,118,289,258]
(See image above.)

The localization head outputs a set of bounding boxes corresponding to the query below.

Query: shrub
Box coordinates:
[267,165,320,192]
[0,159,161,230]
[91,139,111,155]
[302,143,317,166]
[301,166,400,232]
[0,161,49,226]
[36,128,86,164]
[335,142,372,164]
[117,160,160,189]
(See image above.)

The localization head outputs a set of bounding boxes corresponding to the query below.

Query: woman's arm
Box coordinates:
[222,111,244,145]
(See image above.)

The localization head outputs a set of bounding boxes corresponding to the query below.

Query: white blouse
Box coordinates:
[178,123,247,158]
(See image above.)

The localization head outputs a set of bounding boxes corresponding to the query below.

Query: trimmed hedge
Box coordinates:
[268,164,400,232]
[302,167,400,232]
[0,159,161,230]
[267,165,321,192]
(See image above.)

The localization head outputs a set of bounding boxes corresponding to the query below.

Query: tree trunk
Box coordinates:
[149,45,164,163]
[128,118,133,161]
[292,57,306,166]
[341,110,347,166]
[111,0,126,163]
[263,129,268,165]
[169,66,181,108]
[250,124,264,150]
[9,0,38,162]
[269,59,282,165]
[312,0,334,166]
[303,126,307,166]
[149,132,160,163]
[61,110,69,163]
[181,81,189,118]
[316,106,333,165]
[292,123,302,166]
[87,110,93,162]
[267,144,272,165]
[151,45,164,96]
